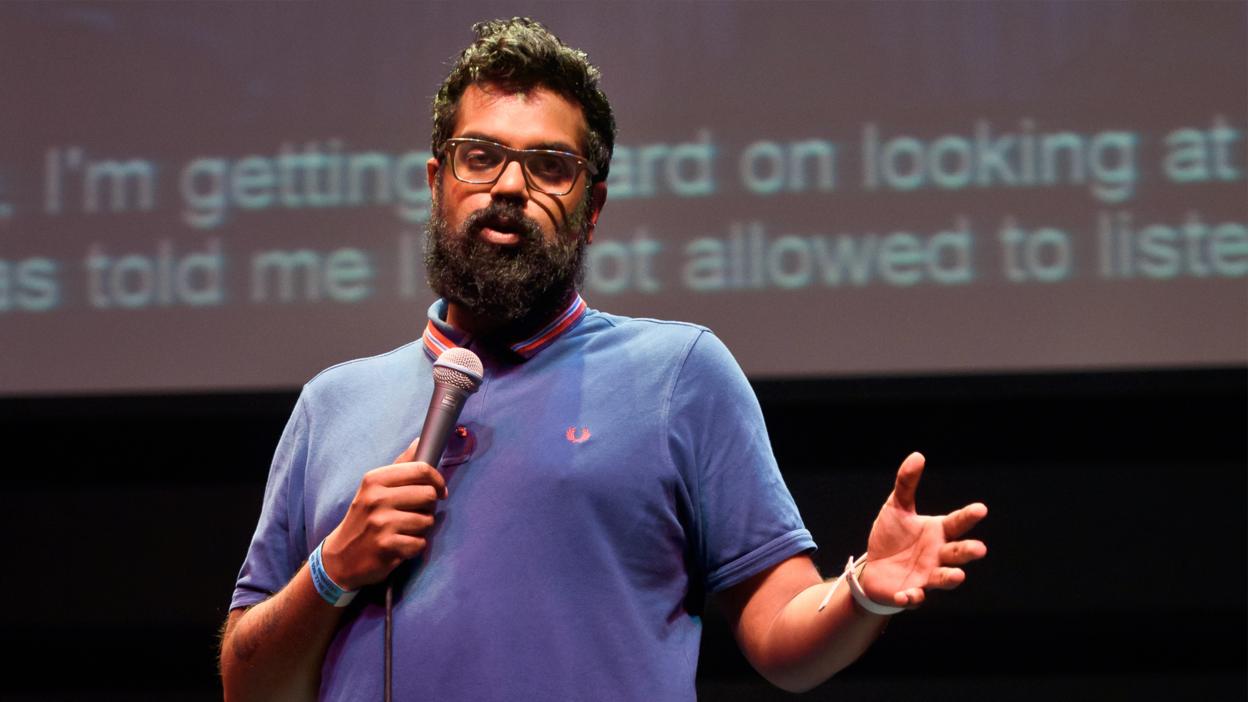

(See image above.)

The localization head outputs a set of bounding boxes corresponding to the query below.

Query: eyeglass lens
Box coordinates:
[452,141,580,195]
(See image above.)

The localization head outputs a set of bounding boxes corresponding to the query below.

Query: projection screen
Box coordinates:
[1,1,1244,394]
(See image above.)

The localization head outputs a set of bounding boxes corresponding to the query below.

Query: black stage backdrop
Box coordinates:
[1,368,1243,701]
[0,1,1244,700]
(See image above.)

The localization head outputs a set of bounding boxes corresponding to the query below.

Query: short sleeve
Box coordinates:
[230,392,311,610]
[667,331,816,593]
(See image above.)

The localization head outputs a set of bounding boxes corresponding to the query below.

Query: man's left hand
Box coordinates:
[859,452,988,609]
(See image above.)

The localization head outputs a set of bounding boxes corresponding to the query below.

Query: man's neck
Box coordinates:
[445,288,577,344]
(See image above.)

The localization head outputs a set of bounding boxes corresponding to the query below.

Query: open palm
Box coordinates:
[862,452,988,609]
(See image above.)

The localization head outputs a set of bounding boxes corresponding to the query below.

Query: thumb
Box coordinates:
[395,437,420,463]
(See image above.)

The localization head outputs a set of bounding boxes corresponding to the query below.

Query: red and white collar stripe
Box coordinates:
[421,295,588,361]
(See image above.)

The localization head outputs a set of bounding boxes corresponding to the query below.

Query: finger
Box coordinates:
[890,451,926,511]
[387,484,445,513]
[938,539,988,565]
[388,510,436,536]
[394,437,420,463]
[371,462,448,497]
[942,502,988,539]
[925,567,966,590]
[394,462,449,498]
[381,533,429,561]
[894,587,926,608]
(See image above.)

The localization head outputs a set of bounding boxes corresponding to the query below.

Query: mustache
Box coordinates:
[463,201,545,243]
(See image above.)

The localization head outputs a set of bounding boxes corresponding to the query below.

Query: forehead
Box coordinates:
[452,83,587,152]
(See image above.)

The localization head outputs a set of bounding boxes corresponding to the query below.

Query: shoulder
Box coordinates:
[301,338,430,406]
[580,308,718,358]
[573,308,746,396]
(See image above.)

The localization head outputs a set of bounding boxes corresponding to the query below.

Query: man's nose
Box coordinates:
[491,160,528,199]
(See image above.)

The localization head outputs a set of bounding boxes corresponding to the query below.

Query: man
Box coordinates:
[220,18,987,701]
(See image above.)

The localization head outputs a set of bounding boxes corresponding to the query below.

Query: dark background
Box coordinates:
[2,366,1243,700]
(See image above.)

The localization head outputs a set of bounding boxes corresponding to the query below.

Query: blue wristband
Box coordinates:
[309,540,357,607]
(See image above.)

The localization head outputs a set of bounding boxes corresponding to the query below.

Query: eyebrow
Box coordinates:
[456,131,583,157]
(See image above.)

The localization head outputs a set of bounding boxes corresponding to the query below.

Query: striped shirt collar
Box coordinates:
[421,295,589,362]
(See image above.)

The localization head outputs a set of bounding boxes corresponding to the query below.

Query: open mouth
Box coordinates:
[479,225,522,245]
[474,213,529,246]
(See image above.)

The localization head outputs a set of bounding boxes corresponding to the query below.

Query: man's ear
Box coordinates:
[585,181,607,245]
[426,156,441,193]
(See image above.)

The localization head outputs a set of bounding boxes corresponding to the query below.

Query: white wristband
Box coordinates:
[817,554,906,616]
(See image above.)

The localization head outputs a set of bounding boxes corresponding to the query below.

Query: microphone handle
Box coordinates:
[387,372,477,702]
[413,382,473,468]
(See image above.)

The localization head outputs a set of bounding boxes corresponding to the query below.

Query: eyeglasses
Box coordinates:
[442,137,598,196]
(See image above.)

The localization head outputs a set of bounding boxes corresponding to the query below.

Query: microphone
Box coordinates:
[386,346,483,702]
[415,347,484,468]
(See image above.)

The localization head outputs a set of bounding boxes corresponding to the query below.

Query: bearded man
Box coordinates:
[221,18,987,702]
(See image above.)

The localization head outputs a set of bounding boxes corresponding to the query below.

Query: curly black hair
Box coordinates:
[431,18,616,184]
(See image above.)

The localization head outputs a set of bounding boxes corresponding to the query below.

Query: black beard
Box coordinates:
[424,195,588,332]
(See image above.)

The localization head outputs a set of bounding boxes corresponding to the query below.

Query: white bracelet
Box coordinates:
[816,554,905,615]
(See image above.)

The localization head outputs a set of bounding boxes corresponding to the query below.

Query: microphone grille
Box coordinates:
[432,347,484,392]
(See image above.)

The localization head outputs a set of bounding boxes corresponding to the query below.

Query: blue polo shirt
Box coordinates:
[232,297,816,701]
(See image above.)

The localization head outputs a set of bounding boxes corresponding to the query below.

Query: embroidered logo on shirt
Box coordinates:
[565,426,591,444]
